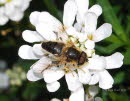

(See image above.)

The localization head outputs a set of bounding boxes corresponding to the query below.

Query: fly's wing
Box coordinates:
[54,30,68,43]
[30,56,52,73]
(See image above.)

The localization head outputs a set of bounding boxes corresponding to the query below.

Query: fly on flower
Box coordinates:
[41,40,88,73]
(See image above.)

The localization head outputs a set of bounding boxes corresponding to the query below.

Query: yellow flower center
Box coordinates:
[87,34,93,40]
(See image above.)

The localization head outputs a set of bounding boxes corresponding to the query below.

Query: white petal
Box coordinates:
[98,70,114,89]
[69,87,84,101]
[29,11,41,26]
[63,0,77,27]
[88,86,98,97]
[5,3,15,16]
[87,55,106,70]
[32,57,52,74]
[85,12,97,34]
[75,0,89,23]
[36,23,57,41]
[22,30,44,43]
[38,12,62,32]
[74,23,82,32]
[93,23,112,42]
[95,97,103,101]
[89,73,99,85]
[66,27,79,37]
[65,71,82,91]
[51,98,61,101]
[105,52,124,69]
[43,67,64,83]
[78,68,91,84]
[0,15,9,25]
[9,10,24,21]
[88,4,102,17]
[85,40,95,49]
[27,69,42,81]
[21,0,31,11]
[32,44,46,56]
[11,0,22,7]
[18,45,39,59]
[85,49,95,57]
[46,81,60,92]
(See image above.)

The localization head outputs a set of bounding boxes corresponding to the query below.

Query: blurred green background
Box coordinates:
[0,0,130,101]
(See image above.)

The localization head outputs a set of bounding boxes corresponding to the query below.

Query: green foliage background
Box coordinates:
[0,0,130,101]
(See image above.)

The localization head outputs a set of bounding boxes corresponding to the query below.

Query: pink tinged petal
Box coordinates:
[65,71,82,91]
[63,0,77,28]
[95,97,103,101]
[98,70,114,89]
[27,69,42,81]
[87,56,106,70]
[29,11,41,26]
[88,4,102,17]
[32,57,52,74]
[0,15,9,25]
[43,67,64,83]
[85,40,95,49]
[75,0,89,23]
[38,12,62,32]
[105,52,124,69]
[78,68,91,84]
[88,86,99,97]
[93,23,112,42]
[85,12,98,34]
[18,45,39,60]
[69,87,84,101]
[22,30,44,43]
[89,73,99,85]
[46,81,60,92]
[32,44,45,56]
[36,23,57,41]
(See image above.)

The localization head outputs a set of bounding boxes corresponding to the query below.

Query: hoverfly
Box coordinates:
[41,40,88,73]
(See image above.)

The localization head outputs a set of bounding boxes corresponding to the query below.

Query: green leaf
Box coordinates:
[109,92,129,101]
[105,34,122,44]
[97,0,128,42]
[124,48,130,65]
[96,43,124,54]
[114,72,125,84]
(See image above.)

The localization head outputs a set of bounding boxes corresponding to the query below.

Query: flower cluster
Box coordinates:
[0,0,32,25]
[18,0,124,101]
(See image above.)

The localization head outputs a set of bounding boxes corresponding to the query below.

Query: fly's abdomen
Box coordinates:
[42,41,64,56]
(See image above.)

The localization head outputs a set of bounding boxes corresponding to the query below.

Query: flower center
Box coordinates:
[87,34,93,40]
[0,0,12,6]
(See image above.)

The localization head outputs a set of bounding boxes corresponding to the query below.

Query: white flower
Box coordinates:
[80,52,124,89]
[18,0,84,101]
[0,72,9,89]
[0,0,32,25]
[29,0,77,43]
[18,0,124,101]
[66,0,112,50]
